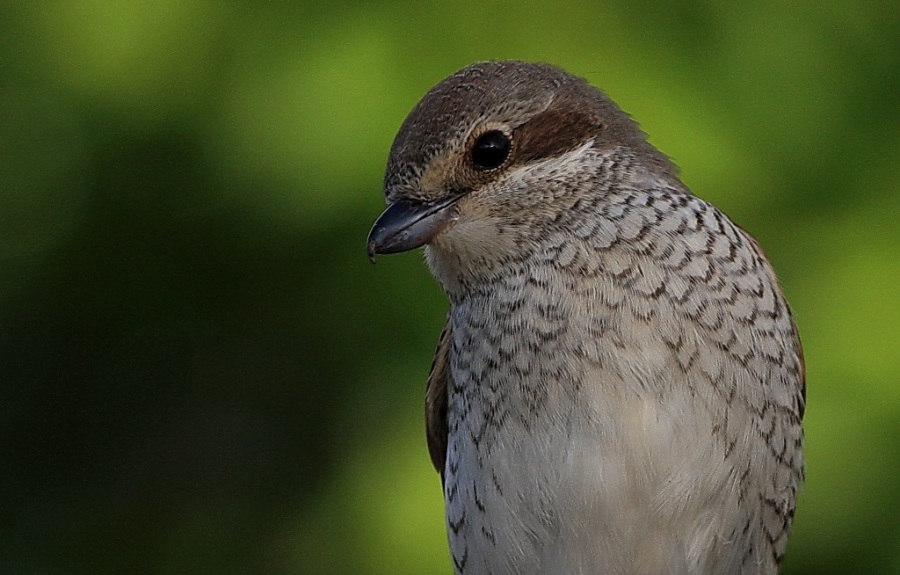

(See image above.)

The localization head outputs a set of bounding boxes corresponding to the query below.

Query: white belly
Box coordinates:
[444,385,753,575]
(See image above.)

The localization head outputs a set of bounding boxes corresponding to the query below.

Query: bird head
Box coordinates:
[366,61,678,279]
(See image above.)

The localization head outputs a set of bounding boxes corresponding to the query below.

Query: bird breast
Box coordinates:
[437,188,800,574]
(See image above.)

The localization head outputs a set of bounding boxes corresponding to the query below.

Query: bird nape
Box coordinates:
[367,60,804,575]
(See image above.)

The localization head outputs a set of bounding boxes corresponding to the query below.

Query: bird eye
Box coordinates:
[471,130,511,170]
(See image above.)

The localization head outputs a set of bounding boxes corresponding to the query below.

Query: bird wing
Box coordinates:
[425,314,451,482]
[794,315,807,419]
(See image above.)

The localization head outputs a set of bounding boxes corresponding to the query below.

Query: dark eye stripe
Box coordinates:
[514,105,603,163]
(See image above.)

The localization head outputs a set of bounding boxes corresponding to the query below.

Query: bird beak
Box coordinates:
[367,195,462,263]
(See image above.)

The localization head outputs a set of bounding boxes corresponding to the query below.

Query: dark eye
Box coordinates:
[471,130,511,170]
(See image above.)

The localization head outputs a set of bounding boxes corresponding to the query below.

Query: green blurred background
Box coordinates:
[2,1,898,574]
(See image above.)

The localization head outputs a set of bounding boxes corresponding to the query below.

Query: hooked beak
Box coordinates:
[366,195,463,263]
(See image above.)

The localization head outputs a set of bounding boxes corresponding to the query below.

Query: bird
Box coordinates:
[366,61,805,575]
